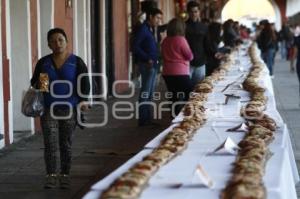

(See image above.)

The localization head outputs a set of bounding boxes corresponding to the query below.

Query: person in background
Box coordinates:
[205,22,226,76]
[240,25,250,40]
[233,21,240,37]
[201,18,210,26]
[253,20,266,41]
[281,23,296,72]
[294,24,300,37]
[157,24,168,43]
[278,24,285,60]
[31,28,90,189]
[133,8,163,126]
[130,12,146,65]
[293,27,300,105]
[161,18,193,115]
[257,21,277,77]
[185,1,208,87]
[288,25,297,72]
[223,19,239,48]
[271,23,279,65]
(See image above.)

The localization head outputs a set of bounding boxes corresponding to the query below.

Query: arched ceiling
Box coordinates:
[219,0,282,29]
[216,0,286,21]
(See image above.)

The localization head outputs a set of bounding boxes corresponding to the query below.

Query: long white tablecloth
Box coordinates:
[83,47,299,199]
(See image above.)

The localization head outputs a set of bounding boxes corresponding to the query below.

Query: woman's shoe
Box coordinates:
[59,174,70,189]
[44,174,57,189]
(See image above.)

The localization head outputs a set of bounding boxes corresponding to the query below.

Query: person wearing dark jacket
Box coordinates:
[223,19,239,48]
[257,22,277,77]
[294,35,300,84]
[133,8,163,126]
[185,1,208,87]
[205,22,226,76]
[31,28,90,189]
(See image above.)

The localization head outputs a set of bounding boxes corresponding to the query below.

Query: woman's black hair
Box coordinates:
[47,28,68,42]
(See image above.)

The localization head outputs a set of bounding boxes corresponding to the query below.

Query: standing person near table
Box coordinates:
[257,22,277,77]
[185,1,208,87]
[223,19,240,48]
[271,23,279,66]
[293,33,300,104]
[205,22,226,76]
[133,8,163,126]
[279,23,289,60]
[286,25,297,72]
[161,18,193,115]
[30,28,90,189]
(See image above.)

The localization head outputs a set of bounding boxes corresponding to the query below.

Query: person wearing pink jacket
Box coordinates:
[161,18,194,116]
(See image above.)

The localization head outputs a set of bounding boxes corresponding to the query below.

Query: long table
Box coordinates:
[83,46,299,199]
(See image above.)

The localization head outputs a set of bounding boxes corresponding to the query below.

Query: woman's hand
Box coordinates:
[146,59,154,68]
[215,52,225,59]
[79,101,90,112]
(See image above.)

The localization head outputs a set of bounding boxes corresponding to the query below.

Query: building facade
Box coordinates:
[0,0,297,148]
[0,0,176,148]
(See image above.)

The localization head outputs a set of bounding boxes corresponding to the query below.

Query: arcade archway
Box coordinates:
[221,0,281,30]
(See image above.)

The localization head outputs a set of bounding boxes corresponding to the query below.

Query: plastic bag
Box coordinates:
[21,87,44,117]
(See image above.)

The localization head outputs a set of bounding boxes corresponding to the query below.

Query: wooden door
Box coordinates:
[30,0,38,65]
[112,0,129,93]
[1,0,10,145]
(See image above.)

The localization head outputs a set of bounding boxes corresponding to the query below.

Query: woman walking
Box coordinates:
[31,28,90,189]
